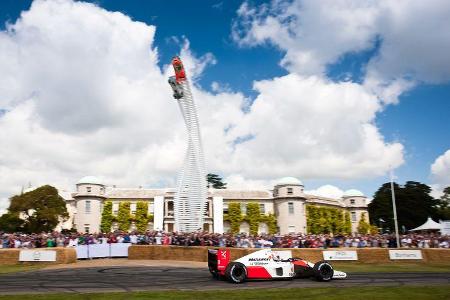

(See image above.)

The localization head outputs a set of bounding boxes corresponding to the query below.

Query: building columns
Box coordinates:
[153,196,164,231]
[213,196,223,233]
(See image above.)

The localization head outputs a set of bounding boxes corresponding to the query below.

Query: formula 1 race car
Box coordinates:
[171,56,186,83]
[208,248,347,283]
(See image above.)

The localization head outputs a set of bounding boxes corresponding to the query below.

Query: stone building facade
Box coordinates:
[59,176,369,235]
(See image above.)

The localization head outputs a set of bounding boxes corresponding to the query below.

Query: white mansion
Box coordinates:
[58,176,369,235]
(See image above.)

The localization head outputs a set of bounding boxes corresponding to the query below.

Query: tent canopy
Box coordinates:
[410,217,441,231]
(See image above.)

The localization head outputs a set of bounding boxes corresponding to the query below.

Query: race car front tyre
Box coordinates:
[225,262,247,283]
[313,261,334,282]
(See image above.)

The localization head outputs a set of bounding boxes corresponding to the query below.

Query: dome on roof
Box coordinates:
[77,176,103,185]
[343,189,364,197]
[276,177,303,186]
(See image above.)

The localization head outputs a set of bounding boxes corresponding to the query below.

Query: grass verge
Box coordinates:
[0,286,449,300]
[331,262,450,273]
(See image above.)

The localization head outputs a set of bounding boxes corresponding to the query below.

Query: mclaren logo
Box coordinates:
[249,258,270,261]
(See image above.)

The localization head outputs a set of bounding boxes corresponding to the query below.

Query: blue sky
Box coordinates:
[0,0,449,201]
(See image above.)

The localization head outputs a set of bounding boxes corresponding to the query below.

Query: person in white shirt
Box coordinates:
[130,234,138,244]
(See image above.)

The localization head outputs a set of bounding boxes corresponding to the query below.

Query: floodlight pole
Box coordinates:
[390,169,401,248]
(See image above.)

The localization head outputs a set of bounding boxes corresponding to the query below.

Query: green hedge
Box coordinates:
[306,205,352,234]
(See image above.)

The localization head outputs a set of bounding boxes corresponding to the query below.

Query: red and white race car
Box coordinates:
[208,248,347,283]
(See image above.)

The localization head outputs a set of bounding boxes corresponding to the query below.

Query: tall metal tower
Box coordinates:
[168,56,207,232]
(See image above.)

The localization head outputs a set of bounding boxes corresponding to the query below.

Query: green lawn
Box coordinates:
[0,286,448,300]
[0,264,49,275]
[331,262,450,273]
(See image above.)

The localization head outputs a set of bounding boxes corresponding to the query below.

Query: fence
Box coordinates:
[76,243,131,259]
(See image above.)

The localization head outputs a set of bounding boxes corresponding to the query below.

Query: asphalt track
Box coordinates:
[0,266,449,294]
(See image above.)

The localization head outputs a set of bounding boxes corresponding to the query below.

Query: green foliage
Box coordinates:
[135,201,150,233]
[224,202,242,233]
[1,185,68,233]
[224,202,278,234]
[357,212,371,234]
[344,212,352,233]
[117,201,131,232]
[207,173,227,189]
[259,214,278,234]
[246,203,260,235]
[100,201,113,233]
[369,181,442,231]
[435,186,450,220]
[0,213,24,233]
[306,205,351,234]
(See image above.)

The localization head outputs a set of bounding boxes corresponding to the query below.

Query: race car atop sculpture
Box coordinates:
[171,56,186,83]
[208,248,347,283]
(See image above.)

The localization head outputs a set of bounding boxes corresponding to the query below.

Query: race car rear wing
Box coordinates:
[208,249,230,276]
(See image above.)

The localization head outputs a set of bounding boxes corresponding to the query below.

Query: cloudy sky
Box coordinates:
[0,0,449,212]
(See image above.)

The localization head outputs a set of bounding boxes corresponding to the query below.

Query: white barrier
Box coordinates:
[75,243,131,259]
[110,243,131,257]
[76,245,89,259]
[89,244,110,258]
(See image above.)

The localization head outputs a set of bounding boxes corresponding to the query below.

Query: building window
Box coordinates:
[241,203,247,215]
[223,203,229,214]
[350,199,355,205]
[287,187,293,195]
[259,203,265,214]
[84,225,90,233]
[149,203,154,214]
[288,202,294,214]
[86,186,91,193]
[85,200,91,214]
[351,211,357,222]
[167,201,174,216]
[288,225,296,233]
[130,203,136,215]
[112,203,119,216]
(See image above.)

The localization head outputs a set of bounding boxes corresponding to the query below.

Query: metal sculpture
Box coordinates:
[168,56,207,232]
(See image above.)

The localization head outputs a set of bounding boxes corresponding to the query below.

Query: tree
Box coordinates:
[369,181,442,231]
[0,185,68,233]
[357,212,370,234]
[135,201,150,233]
[435,186,450,220]
[100,201,113,233]
[117,201,131,231]
[0,213,24,232]
[207,173,227,189]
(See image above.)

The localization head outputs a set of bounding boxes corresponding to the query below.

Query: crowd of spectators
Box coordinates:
[1,231,449,249]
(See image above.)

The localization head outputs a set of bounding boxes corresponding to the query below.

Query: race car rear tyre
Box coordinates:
[225,262,247,283]
[313,261,334,281]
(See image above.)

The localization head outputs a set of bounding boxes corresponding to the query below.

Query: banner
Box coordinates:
[389,250,422,260]
[323,250,358,260]
[19,250,56,262]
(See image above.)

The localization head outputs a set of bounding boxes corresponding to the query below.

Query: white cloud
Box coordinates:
[430,149,450,196]
[0,0,407,212]
[224,74,404,179]
[233,0,450,103]
[305,185,344,199]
